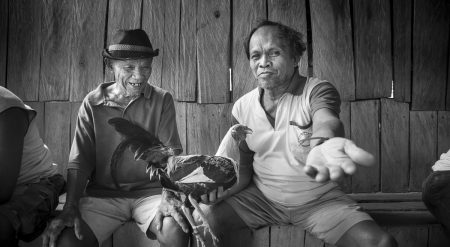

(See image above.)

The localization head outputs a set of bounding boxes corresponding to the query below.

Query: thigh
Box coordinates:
[299,189,373,245]
[222,183,289,229]
[131,194,162,237]
[79,197,131,244]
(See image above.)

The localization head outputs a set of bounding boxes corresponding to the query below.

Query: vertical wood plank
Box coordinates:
[70,102,82,143]
[410,111,437,191]
[178,0,197,101]
[197,0,230,103]
[380,99,409,192]
[428,224,450,247]
[142,0,164,88]
[352,0,391,99]
[412,0,450,110]
[304,231,324,247]
[45,102,71,178]
[39,0,73,101]
[392,0,412,102]
[232,0,266,101]
[386,225,428,247]
[310,0,355,101]
[7,0,42,100]
[339,101,352,193]
[70,0,107,102]
[160,0,180,97]
[438,111,450,156]
[268,0,308,76]
[0,0,6,87]
[223,227,269,247]
[186,103,232,155]
[106,0,142,82]
[174,101,187,154]
[25,101,45,138]
[351,100,380,193]
[270,225,305,247]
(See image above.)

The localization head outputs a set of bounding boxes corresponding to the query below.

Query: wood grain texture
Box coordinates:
[174,101,187,154]
[44,102,71,178]
[197,0,231,103]
[386,225,428,247]
[25,101,45,138]
[232,0,266,101]
[105,0,142,82]
[70,0,107,102]
[186,103,232,155]
[412,0,449,110]
[310,0,355,101]
[222,227,269,247]
[39,0,73,101]
[392,0,412,102]
[350,100,380,193]
[428,224,450,247]
[352,0,391,99]
[160,0,180,97]
[380,99,409,192]
[270,225,305,247]
[437,111,450,158]
[178,0,197,101]
[142,0,164,88]
[339,101,352,193]
[0,0,6,87]
[410,111,437,191]
[7,0,42,100]
[268,0,308,76]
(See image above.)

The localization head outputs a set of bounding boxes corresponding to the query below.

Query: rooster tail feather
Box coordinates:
[108,117,163,145]
[110,139,135,189]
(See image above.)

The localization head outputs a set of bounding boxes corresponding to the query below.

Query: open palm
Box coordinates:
[304,137,375,182]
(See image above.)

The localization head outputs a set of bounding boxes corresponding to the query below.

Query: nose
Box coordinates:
[259,54,270,68]
[132,67,146,80]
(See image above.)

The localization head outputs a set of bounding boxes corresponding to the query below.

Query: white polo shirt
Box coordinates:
[232,75,340,206]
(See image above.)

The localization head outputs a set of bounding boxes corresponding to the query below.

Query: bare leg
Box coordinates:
[148,216,189,247]
[188,195,219,246]
[335,220,397,247]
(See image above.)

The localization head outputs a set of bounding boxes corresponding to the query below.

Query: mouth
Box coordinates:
[258,71,274,76]
[128,82,143,87]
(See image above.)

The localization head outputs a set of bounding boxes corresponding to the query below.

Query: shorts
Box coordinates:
[79,195,161,244]
[0,174,65,242]
[225,183,373,244]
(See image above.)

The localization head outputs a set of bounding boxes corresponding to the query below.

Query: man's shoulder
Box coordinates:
[85,82,114,105]
[234,88,259,105]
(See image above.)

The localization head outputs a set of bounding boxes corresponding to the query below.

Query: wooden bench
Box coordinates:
[21,192,450,247]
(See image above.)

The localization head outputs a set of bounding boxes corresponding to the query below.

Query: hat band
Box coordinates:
[108,44,154,53]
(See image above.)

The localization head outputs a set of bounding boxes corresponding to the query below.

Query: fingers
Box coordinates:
[304,165,318,178]
[329,165,344,181]
[344,140,375,167]
[170,209,190,233]
[43,220,65,247]
[314,165,330,183]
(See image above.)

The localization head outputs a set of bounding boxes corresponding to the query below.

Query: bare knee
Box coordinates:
[155,217,189,247]
[368,231,397,247]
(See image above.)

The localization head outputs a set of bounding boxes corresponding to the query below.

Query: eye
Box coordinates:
[251,53,260,60]
[269,50,280,57]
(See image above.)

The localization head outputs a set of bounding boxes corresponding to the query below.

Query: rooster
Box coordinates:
[108,117,252,246]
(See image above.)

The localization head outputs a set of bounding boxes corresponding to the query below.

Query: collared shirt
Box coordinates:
[232,73,340,206]
[0,86,57,189]
[68,82,182,198]
[432,149,450,171]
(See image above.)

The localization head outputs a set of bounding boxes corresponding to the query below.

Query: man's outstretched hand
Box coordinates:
[304,137,375,182]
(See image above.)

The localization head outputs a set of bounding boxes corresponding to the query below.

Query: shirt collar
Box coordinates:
[88,82,153,106]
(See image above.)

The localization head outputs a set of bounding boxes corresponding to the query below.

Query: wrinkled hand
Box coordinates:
[42,205,83,247]
[199,186,228,205]
[154,189,189,233]
[304,137,375,182]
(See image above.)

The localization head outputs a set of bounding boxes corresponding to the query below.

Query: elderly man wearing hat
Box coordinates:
[42,29,189,247]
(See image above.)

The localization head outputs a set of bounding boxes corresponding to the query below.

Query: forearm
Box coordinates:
[63,169,89,209]
[311,118,344,147]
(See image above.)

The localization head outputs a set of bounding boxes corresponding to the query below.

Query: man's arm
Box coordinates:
[0,108,28,203]
[310,108,344,147]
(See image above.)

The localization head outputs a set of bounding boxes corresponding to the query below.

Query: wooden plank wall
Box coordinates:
[2,0,450,246]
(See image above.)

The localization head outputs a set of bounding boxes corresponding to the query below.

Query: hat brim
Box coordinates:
[102,49,159,60]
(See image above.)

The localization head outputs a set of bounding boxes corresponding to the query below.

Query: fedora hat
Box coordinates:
[102,29,159,60]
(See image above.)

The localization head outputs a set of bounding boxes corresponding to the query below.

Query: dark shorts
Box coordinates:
[0,174,65,242]
[225,183,373,244]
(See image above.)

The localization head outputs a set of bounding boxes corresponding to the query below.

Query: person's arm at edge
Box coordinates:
[0,108,28,203]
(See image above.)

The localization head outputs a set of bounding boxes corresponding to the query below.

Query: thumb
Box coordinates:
[344,140,375,167]
[74,217,84,240]
[154,211,163,231]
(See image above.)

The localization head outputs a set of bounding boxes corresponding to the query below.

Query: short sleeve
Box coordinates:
[157,93,182,153]
[309,82,341,116]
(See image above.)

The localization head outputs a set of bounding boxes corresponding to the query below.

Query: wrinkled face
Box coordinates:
[249,26,298,90]
[111,58,153,97]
